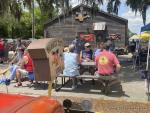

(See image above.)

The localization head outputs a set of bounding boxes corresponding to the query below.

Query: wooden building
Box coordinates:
[44,4,128,46]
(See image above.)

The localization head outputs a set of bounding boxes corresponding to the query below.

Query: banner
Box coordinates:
[80,33,95,42]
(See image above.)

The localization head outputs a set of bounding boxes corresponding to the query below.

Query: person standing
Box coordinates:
[72,36,85,54]
[16,38,25,64]
[94,42,104,58]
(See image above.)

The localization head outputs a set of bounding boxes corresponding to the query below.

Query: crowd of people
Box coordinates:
[0,38,34,87]
[0,38,31,63]
[0,37,121,93]
[128,39,148,68]
[63,37,121,90]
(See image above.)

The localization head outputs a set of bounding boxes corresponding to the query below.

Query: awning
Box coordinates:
[141,23,150,32]
[139,33,150,39]
[80,33,95,42]
[93,22,106,30]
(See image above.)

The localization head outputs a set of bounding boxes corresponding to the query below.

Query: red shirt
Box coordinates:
[0,41,4,50]
[24,54,33,72]
[95,50,119,75]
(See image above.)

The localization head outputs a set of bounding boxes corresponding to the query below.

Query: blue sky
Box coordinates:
[71,0,150,34]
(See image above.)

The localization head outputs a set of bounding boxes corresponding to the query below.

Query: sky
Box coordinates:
[70,0,150,34]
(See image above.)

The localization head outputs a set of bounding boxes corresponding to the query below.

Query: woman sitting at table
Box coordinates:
[80,43,95,75]
[63,44,80,90]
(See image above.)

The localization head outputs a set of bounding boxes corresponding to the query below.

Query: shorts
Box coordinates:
[18,69,34,80]
[18,69,28,76]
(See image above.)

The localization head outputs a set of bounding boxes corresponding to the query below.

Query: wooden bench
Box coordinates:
[54,74,122,95]
[54,74,99,91]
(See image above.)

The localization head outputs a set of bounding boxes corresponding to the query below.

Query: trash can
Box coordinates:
[27,38,64,81]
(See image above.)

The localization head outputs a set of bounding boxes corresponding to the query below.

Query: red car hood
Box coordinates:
[0,93,64,113]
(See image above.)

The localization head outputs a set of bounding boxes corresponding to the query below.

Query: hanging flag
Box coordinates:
[80,33,95,42]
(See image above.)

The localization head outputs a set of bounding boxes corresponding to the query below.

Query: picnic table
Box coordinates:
[54,61,97,91]
[81,61,95,67]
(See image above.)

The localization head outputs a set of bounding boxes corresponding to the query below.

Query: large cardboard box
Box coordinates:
[27,38,64,81]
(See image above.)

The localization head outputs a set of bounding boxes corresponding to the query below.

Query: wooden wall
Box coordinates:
[44,7,127,47]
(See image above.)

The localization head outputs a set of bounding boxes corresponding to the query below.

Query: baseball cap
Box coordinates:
[84,43,91,47]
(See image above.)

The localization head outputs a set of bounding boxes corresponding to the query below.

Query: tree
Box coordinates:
[107,0,121,15]
[126,0,150,25]
[0,0,9,15]
[0,0,56,20]
[0,0,57,39]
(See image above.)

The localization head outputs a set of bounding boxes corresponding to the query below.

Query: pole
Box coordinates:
[146,39,150,70]
[32,0,35,40]
[48,81,52,97]
[146,38,150,101]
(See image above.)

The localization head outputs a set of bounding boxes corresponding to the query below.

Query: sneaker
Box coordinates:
[5,79,10,86]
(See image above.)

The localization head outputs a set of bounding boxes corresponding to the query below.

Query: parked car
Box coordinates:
[0,93,64,113]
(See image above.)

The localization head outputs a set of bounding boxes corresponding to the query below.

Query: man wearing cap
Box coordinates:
[80,43,94,76]
[80,43,93,62]
[95,42,121,93]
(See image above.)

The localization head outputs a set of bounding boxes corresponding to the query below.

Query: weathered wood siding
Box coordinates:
[44,7,127,47]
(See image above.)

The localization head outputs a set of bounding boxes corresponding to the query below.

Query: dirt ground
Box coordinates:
[0,62,150,112]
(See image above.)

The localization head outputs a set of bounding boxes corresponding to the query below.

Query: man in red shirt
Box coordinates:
[95,42,121,93]
[15,49,34,87]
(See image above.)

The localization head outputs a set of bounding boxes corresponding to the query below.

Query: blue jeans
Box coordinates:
[28,72,34,81]
[9,64,18,80]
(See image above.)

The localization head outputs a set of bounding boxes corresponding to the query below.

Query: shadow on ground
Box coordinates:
[56,80,128,98]
[120,62,144,83]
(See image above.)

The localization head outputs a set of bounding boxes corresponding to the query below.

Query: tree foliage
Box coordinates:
[126,0,150,25]
[107,0,121,15]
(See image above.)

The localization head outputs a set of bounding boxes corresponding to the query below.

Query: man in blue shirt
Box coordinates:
[94,42,104,58]
[72,36,85,54]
